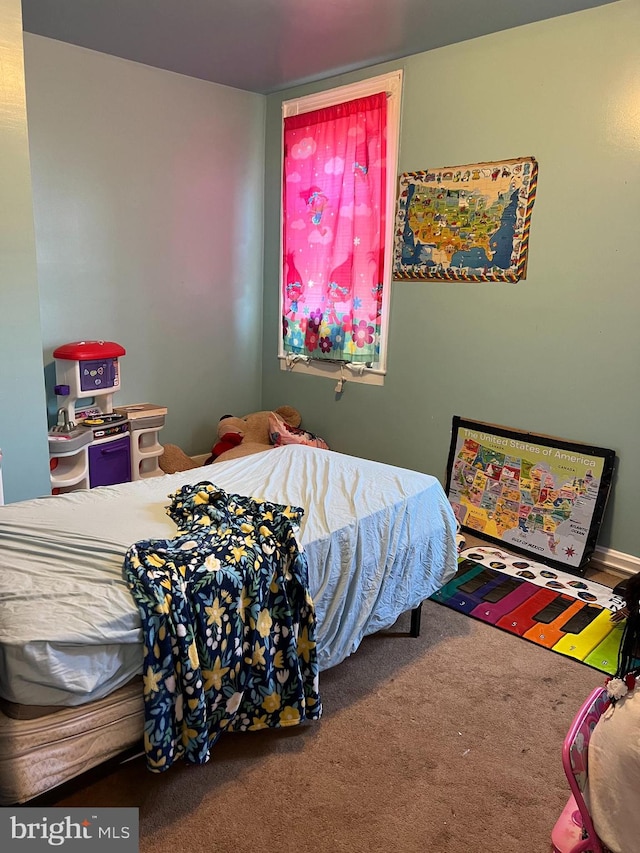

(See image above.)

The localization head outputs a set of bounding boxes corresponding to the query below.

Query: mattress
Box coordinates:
[0,446,457,709]
[0,680,144,806]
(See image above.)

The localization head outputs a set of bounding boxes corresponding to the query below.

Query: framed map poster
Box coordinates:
[393,157,538,282]
[445,417,616,574]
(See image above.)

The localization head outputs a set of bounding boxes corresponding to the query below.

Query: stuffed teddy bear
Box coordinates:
[158,405,326,474]
[205,405,302,465]
[158,443,203,475]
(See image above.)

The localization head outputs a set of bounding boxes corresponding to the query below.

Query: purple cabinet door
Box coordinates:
[88,435,131,487]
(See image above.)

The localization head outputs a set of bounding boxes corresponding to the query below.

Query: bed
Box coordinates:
[0,445,457,803]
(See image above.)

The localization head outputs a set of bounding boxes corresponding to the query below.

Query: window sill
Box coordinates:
[278,355,385,386]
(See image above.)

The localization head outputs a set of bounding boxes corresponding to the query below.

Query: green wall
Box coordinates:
[3,0,639,560]
[0,0,50,501]
[262,0,640,556]
[22,34,266,475]
[1,29,266,505]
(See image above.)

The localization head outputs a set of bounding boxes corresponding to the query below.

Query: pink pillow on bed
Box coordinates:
[269,411,329,450]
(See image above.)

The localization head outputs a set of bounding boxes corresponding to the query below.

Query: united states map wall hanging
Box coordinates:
[393,157,538,283]
[445,417,616,575]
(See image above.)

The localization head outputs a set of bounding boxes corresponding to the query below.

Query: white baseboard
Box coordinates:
[191,453,210,466]
[590,546,640,579]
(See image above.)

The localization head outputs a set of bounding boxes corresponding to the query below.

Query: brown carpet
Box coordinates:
[47,591,607,853]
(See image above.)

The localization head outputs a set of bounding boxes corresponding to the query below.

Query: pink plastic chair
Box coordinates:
[551,686,610,853]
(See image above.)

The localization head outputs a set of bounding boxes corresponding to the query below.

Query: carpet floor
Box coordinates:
[47,589,609,853]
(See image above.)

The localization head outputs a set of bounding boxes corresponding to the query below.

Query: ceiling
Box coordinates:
[21,0,618,95]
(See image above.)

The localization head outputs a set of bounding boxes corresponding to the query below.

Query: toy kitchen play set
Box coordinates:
[48,340,166,493]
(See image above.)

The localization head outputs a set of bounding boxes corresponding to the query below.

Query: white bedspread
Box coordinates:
[0,446,457,707]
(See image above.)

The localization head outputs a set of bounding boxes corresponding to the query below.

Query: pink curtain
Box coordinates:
[282,93,387,364]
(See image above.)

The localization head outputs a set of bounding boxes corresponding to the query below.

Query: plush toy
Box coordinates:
[206,416,244,463]
[205,405,302,465]
[158,443,203,475]
[158,405,324,474]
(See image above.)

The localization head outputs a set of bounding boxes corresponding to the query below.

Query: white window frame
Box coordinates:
[278,70,403,387]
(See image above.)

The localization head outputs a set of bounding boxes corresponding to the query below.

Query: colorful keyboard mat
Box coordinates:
[432,545,626,674]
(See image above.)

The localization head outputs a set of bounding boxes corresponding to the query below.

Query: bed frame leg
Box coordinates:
[410,603,422,637]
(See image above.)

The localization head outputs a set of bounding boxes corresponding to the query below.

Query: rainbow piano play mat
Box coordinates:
[432,545,626,674]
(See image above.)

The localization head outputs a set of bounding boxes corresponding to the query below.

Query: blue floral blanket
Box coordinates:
[123,481,322,772]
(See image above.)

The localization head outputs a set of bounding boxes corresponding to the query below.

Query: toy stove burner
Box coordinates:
[82,413,129,440]
[82,413,125,427]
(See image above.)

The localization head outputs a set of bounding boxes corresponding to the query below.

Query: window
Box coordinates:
[279,71,403,387]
